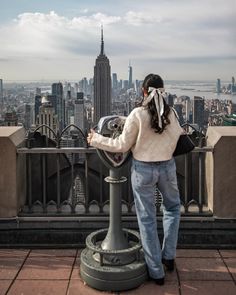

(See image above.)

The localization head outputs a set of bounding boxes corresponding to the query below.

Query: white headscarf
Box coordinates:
[142,87,165,129]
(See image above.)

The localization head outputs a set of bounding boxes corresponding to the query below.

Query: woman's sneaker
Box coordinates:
[154,277,165,285]
[147,275,165,285]
[162,258,175,271]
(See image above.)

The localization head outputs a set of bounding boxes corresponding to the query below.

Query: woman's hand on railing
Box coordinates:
[87,129,96,145]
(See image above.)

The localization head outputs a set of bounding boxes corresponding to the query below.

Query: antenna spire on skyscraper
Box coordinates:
[100,25,104,55]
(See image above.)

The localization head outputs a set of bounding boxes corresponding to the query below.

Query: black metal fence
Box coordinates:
[17,124,213,217]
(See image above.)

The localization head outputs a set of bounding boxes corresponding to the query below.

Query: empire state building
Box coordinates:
[93,27,111,124]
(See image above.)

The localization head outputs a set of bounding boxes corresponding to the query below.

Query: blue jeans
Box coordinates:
[131,157,181,279]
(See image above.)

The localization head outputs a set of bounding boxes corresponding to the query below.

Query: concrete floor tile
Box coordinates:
[17,257,74,280]
[67,279,115,295]
[220,250,236,258]
[77,249,82,258]
[121,281,179,294]
[71,257,81,280]
[165,269,179,282]
[29,249,77,257]
[223,258,236,281]
[177,249,220,258]
[7,280,68,295]
[181,281,236,295]
[0,258,25,279]
[0,280,12,295]
[176,258,232,281]
[0,249,29,258]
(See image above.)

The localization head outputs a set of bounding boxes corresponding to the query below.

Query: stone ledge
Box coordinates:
[0,218,235,249]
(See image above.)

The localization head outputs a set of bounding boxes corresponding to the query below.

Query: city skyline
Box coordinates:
[0,0,235,81]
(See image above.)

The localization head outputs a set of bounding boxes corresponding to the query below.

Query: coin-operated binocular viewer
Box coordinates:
[80,116,147,292]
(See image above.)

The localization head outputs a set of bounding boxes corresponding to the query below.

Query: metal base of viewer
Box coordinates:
[80,168,147,291]
[80,248,147,291]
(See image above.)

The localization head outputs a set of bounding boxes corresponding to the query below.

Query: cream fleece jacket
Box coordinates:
[90,107,183,162]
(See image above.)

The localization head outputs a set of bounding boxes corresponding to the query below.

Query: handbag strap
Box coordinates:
[171,107,179,121]
[171,107,186,134]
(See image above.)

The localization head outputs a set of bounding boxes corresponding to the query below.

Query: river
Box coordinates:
[165,80,236,103]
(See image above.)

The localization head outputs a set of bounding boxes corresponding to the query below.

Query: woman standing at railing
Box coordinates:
[87,73,183,285]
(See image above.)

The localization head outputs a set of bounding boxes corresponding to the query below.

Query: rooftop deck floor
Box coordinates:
[0,249,235,295]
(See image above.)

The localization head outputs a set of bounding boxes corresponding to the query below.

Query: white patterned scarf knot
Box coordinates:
[142,87,165,128]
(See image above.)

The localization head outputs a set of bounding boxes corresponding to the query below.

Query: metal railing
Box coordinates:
[17,125,213,218]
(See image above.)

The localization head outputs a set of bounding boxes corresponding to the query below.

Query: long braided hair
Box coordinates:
[142,74,171,134]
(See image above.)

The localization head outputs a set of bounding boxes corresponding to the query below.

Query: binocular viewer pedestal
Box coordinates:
[80,116,147,291]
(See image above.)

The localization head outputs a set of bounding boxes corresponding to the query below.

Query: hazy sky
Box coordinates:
[0,0,235,81]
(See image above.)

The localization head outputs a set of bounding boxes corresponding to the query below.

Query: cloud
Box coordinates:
[0,2,235,80]
[0,8,234,60]
[124,11,161,26]
[0,11,122,59]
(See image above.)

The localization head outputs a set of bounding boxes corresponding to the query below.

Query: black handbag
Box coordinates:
[172,107,195,156]
[173,134,195,157]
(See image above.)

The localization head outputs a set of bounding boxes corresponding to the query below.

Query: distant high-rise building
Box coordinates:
[112,73,118,100]
[80,78,88,96]
[24,104,32,129]
[229,101,236,115]
[232,77,236,94]
[74,83,79,94]
[119,79,123,90]
[64,82,69,97]
[0,79,3,115]
[36,96,58,139]
[4,110,18,126]
[135,80,142,95]
[34,95,41,124]
[66,83,72,100]
[35,87,41,96]
[52,82,64,130]
[193,96,205,129]
[74,92,85,131]
[88,78,93,98]
[65,100,74,126]
[123,80,129,91]
[112,73,118,90]
[128,62,133,89]
[47,95,57,114]
[93,26,111,124]
[185,99,191,122]
[216,79,221,94]
[165,93,174,107]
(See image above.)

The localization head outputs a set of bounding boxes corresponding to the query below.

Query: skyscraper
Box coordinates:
[0,79,3,115]
[34,95,41,124]
[112,73,118,100]
[193,96,205,129]
[93,27,111,124]
[232,76,236,94]
[52,82,64,130]
[74,92,85,131]
[24,104,32,129]
[216,79,221,94]
[36,96,58,139]
[112,73,118,90]
[128,62,133,89]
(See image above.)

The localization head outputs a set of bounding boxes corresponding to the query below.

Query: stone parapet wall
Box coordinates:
[0,127,26,217]
[206,127,236,218]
